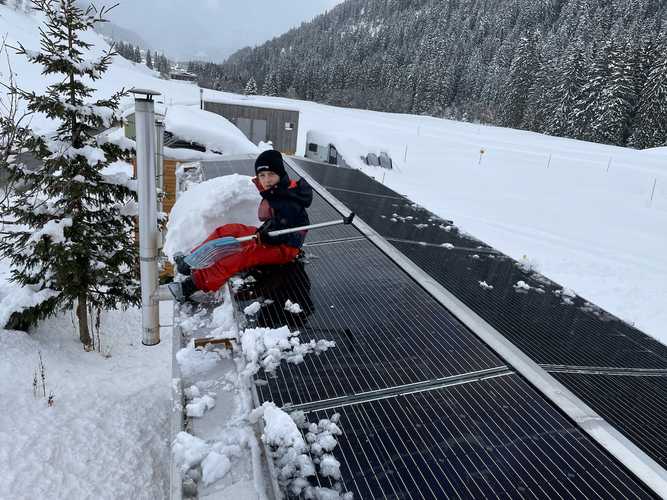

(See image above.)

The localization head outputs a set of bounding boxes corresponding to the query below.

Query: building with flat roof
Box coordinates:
[203,100,299,155]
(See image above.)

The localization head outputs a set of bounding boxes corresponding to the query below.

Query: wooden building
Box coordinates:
[203,100,299,154]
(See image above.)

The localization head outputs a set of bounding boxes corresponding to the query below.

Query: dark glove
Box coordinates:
[174,253,191,276]
[256,220,279,245]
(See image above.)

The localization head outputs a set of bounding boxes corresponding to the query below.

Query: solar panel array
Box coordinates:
[194,159,660,498]
[289,157,667,473]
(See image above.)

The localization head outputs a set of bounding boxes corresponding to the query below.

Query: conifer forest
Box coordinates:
[188,0,667,149]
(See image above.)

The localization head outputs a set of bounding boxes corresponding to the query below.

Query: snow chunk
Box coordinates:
[176,346,221,378]
[479,281,494,290]
[164,174,261,258]
[441,243,454,249]
[173,431,209,472]
[513,281,531,292]
[243,301,262,316]
[284,300,303,314]
[261,403,307,452]
[201,451,231,486]
[186,394,216,418]
[319,454,342,480]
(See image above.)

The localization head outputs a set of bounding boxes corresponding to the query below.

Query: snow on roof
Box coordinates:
[164,105,258,156]
[308,129,392,170]
[204,94,300,113]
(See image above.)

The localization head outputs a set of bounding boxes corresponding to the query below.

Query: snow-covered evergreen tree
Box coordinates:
[145,49,153,69]
[262,72,277,96]
[574,40,614,141]
[629,39,667,148]
[499,32,540,128]
[548,39,587,137]
[0,0,140,347]
[244,76,257,95]
[596,41,638,145]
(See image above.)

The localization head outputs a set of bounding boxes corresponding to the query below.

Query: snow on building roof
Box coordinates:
[163,105,258,156]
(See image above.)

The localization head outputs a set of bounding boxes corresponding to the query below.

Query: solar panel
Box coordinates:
[300,195,361,244]
[551,372,667,469]
[392,240,667,370]
[292,159,667,372]
[236,237,506,408]
[289,157,402,198]
[303,375,656,499]
[198,157,256,180]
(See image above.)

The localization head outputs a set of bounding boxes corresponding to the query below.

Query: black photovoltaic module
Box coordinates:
[304,375,657,499]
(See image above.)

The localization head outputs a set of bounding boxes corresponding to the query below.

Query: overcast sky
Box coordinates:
[102,0,345,62]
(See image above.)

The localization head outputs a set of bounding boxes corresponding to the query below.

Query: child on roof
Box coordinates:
[170,149,313,302]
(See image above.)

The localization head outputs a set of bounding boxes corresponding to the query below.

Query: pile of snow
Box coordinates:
[250,403,352,499]
[164,105,258,156]
[164,174,261,258]
[240,325,335,377]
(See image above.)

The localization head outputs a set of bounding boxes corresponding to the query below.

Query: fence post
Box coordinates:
[649,178,657,206]
[131,88,161,346]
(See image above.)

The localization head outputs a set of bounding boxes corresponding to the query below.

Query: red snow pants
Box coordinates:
[191,223,300,292]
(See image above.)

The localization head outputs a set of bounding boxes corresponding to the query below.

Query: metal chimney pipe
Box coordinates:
[131,88,161,346]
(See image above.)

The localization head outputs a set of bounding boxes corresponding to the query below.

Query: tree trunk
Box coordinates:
[77,294,92,349]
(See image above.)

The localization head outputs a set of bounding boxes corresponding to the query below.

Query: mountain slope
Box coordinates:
[198,0,667,149]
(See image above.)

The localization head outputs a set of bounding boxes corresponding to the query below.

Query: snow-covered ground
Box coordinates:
[1,4,666,499]
[0,257,173,499]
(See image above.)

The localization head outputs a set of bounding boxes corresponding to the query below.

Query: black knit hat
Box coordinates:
[255,149,286,178]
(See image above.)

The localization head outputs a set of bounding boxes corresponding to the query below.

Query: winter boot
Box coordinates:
[174,253,192,276]
[168,277,198,303]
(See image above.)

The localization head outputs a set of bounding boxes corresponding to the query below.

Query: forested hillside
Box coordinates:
[189,0,667,149]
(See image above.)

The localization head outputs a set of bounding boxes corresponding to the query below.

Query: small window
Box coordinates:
[307,143,318,153]
[285,122,294,131]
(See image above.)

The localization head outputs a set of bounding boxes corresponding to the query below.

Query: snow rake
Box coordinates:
[182,213,356,270]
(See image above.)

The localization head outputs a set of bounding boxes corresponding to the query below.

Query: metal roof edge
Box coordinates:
[285,156,667,498]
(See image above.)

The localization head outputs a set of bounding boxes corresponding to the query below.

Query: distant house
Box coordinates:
[203,100,299,155]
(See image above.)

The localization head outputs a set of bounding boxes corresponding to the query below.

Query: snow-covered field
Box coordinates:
[1,4,666,499]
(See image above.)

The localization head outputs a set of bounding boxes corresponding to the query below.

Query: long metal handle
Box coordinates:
[235,213,355,243]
